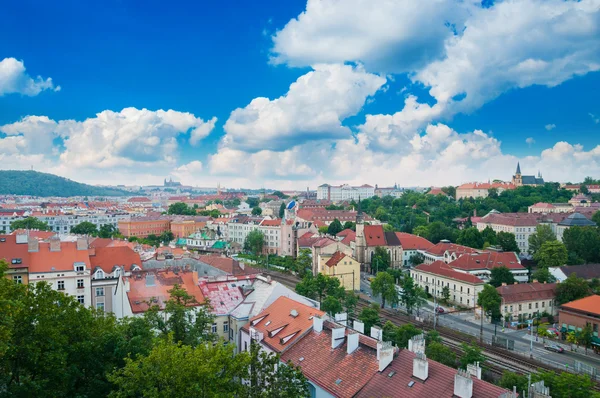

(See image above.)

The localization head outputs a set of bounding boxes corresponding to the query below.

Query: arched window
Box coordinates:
[96,269,104,279]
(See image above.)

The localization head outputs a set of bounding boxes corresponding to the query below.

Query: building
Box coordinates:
[259,219,282,255]
[317,184,375,202]
[512,162,544,187]
[558,295,600,345]
[549,264,600,283]
[296,208,374,226]
[0,209,26,233]
[317,251,360,291]
[374,184,404,198]
[555,212,597,241]
[170,216,210,238]
[0,232,31,284]
[496,282,558,323]
[37,212,129,234]
[419,240,480,264]
[355,224,402,271]
[395,232,433,267]
[456,182,516,200]
[118,216,171,238]
[412,260,485,308]
[569,193,593,207]
[448,251,527,283]
[528,202,574,214]
[163,177,182,187]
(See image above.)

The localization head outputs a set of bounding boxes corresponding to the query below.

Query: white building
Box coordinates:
[38,212,129,233]
[317,184,375,202]
[226,215,281,254]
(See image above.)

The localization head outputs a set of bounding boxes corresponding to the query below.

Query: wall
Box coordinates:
[320,256,360,291]
[502,297,558,322]
[412,270,482,308]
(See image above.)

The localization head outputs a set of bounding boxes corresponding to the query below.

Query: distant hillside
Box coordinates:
[0,170,128,197]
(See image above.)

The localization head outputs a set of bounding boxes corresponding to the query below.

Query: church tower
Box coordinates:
[355,198,366,265]
[512,162,522,187]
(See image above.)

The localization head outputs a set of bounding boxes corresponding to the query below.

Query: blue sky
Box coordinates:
[1,0,599,189]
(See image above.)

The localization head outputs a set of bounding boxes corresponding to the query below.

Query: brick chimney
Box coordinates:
[331,326,346,349]
[347,332,359,354]
[313,315,323,333]
[412,352,429,381]
[49,236,61,252]
[27,236,39,252]
[454,369,473,398]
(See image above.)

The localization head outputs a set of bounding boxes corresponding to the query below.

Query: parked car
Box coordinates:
[435,307,445,314]
[544,344,564,353]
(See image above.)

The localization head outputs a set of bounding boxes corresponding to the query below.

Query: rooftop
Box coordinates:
[396,232,433,251]
[415,260,484,284]
[450,251,523,271]
[561,295,600,317]
[90,246,142,274]
[558,212,596,227]
[496,282,557,304]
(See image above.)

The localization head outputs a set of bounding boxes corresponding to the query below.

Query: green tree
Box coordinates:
[426,342,456,368]
[342,221,356,231]
[318,225,329,234]
[244,230,265,255]
[295,274,317,301]
[279,202,286,218]
[246,197,260,208]
[531,267,556,283]
[321,295,343,316]
[98,224,120,238]
[400,275,427,315]
[441,285,450,303]
[385,323,422,348]
[271,191,289,199]
[371,246,391,273]
[371,271,399,309]
[343,292,359,318]
[528,224,556,255]
[496,232,519,253]
[168,202,195,215]
[459,342,485,369]
[563,226,600,264]
[534,240,568,268]
[10,216,51,231]
[327,218,343,236]
[251,206,263,215]
[481,226,497,246]
[409,253,425,267]
[294,248,312,278]
[358,303,380,335]
[489,266,516,287]
[532,370,598,398]
[593,210,600,226]
[497,371,528,394]
[478,284,502,322]
[425,330,442,345]
[70,221,98,235]
[457,227,484,249]
[556,273,591,304]
[160,230,174,244]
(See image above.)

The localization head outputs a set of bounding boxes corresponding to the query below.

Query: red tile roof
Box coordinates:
[0,234,29,269]
[197,255,258,276]
[90,246,142,274]
[281,326,379,397]
[10,229,56,240]
[497,282,557,304]
[415,261,484,284]
[356,350,510,398]
[325,251,348,267]
[450,251,523,271]
[127,270,204,313]
[425,241,479,257]
[427,187,446,196]
[29,242,91,273]
[363,225,401,247]
[297,232,321,248]
[242,296,325,353]
[338,229,356,245]
[127,197,151,203]
[457,182,516,190]
[560,295,600,316]
[395,232,433,250]
[260,219,281,227]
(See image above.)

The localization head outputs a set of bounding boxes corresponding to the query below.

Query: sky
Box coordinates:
[1,0,600,190]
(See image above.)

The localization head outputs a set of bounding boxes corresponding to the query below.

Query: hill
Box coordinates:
[0,170,128,197]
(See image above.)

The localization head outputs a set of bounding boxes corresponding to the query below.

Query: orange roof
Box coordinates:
[260,219,281,227]
[29,242,91,273]
[241,296,325,353]
[325,251,348,267]
[561,295,600,316]
[0,234,30,269]
[395,232,433,250]
[127,270,204,313]
[90,246,142,274]
[10,229,56,240]
[415,260,484,284]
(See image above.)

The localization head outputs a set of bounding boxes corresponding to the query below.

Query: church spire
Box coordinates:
[516,162,521,175]
[356,197,364,224]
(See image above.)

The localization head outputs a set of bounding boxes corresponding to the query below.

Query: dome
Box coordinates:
[286,200,296,210]
[558,212,596,227]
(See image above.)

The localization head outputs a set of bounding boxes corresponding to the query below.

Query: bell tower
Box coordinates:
[512,162,522,187]
[355,198,365,265]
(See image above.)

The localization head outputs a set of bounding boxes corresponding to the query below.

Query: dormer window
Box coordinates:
[75,263,85,272]
[96,270,105,279]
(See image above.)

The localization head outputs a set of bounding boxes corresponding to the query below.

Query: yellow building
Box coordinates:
[318,251,360,291]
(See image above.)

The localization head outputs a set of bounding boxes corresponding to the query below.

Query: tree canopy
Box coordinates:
[167,202,197,215]
[327,218,343,236]
[555,273,591,305]
[528,224,556,255]
[489,266,516,287]
[370,271,399,308]
[534,241,568,268]
[10,216,51,231]
[457,227,484,249]
[70,221,99,235]
[371,246,391,273]
[244,230,265,255]
[477,284,502,321]
[562,226,600,264]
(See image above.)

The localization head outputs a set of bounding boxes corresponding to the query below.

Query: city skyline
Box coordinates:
[1,0,599,189]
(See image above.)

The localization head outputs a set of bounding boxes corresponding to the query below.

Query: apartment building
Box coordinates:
[118,216,171,238]
[496,282,558,323]
[317,184,375,202]
[456,182,516,200]
[558,295,600,342]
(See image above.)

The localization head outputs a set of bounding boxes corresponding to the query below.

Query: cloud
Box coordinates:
[222,64,385,151]
[0,58,60,96]
[590,113,600,124]
[544,124,556,131]
[525,137,535,146]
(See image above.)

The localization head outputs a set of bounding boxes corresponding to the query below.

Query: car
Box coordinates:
[435,307,445,314]
[544,344,564,353]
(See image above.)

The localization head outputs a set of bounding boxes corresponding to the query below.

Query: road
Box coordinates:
[359,272,600,372]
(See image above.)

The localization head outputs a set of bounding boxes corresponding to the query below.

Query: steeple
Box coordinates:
[515,162,521,175]
[356,197,364,224]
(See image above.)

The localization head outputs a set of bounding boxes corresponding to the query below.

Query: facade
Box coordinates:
[280,218,317,257]
[475,211,551,253]
[170,217,208,238]
[37,212,129,233]
[449,251,527,283]
[355,224,402,271]
[259,219,282,255]
[512,162,544,187]
[0,232,31,284]
[118,216,171,238]
[549,264,600,283]
[496,282,558,323]
[528,202,574,214]
[558,295,600,345]
[317,184,375,202]
[317,251,360,291]
[296,208,374,226]
[0,209,26,233]
[456,182,516,200]
[395,232,433,267]
[419,240,480,264]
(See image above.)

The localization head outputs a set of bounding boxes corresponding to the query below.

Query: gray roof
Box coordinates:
[558,212,596,227]
[559,264,600,280]
[521,175,544,185]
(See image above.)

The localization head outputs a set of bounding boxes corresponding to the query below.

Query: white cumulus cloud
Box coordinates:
[0,58,60,96]
[545,124,556,131]
[526,137,535,146]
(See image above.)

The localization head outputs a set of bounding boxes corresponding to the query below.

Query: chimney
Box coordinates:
[408,334,426,354]
[513,281,518,285]
[334,312,348,326]
[530,380,551,398]
[532,279,538,283]
[15,231,28,244]
[347,332,359,354]
[145,273,156,287]
[377,341,394,371]
[313,315,323,333]
[353,320,365,334]
[76,237,88,250]
[501,282,507,286]
[466,362,482,380]
[412,352,429,381]
[454,369,473,398]
[331,326,345,349]
[49,236,61,252]
[27,236,39,252]
[370,326,382,341]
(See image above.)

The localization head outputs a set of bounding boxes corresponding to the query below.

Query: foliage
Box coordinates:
[371,246,391,273]
[295,273,345,305]
[593,210,600,226]
[343,221,356,231]
[244,230,265,255]
[459,342,485,369]
[426,342,456,368]
[534,241,568,268]
[70,221,98,235]
[555,273,591,304]
[279,202,286,218]
[99,224,122,238]
[159,230,174,244]
[10,216,51,231]
[496,232,519,253]
[532,370,599,398]
[294,248,312,278]
[343,292,359,318]
[167,202,197,215]
[321,295,343,316]
[489,266,516,287]
[457,227,484,249]
[481,226,497,246]
[409,253,425,267]
[531,267,556,283]
[383,322,422,348]
[251,206,262,215]
[399,274,427,315]
[358,303,380,335]
[246,197,260,208]
[0,170,127,197]
[426,330,442,345]
[562,226,600,264]
[497,371,528,395]
[318,225,329,234]
[528,224,556,255]
[477,284,502,322]
[327,218,343,236]
[441,285,450,303]
[271,191,289,199]
[370,271,399,308]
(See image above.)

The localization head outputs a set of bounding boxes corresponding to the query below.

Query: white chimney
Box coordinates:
[331,326,346,349]
[408,334,425,354]
[370,326,382,341]
[15,231,28,244]
[466,362,482,380]
[27,236,39,252]
[334,312,348,326]
[347,332,359,354]
[454,369,473,398]
[353,320,365,334]
[377,341,394,371]
[412,352,429,381]
[313,315,324,333]
[76,237,88,250]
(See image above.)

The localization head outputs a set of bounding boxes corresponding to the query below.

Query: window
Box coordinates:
[528,303,532,309]
[96,302,105,312]
[541,301,545,308]
[519,304,522,311]
[75,264,85,272]
[454,284,456,291]
[77,279,84,288]
[57,280,65,290]
[223,322,229,333]
[510,305,513,312]
[77,295,85,304]
[96,287,105,297]
[535,303,538,309]
[212,323,217,333]
[13,275,22,284]
[96,270,104,279]
[460,286,463,292]
[467,288,470,294]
